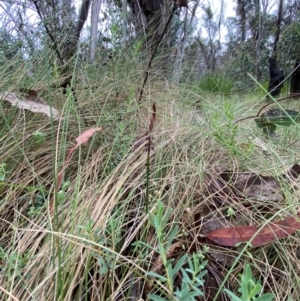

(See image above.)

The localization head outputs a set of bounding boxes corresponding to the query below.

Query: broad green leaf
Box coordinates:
[166,226,179,251]
[255,294,274,301]
[181,269,191,283]
[0,173,5,182]
[245,264,253,281]
[148,294,168,301]
[175,290,200,301]
[172,254,188,278]
[249,283,262,297]
[240,278,248,300]
[194,276,206,287]
[193,286,205,297]
[255,109,300,137]
[147,271,167,282]
[223,289,243,301]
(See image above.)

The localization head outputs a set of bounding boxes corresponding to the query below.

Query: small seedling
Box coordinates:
[32,130,46,146]
[224,264,274,301]
[227,207,235,217]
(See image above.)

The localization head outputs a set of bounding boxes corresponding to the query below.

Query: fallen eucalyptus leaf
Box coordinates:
[255,108,300,137]
[0,91,60,120]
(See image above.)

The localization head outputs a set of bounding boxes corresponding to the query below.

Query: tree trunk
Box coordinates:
[90,0,102,62]
[122,0,128,45]
[254,0,262,81]
[31,0,91,102]
[173,0,200,82]
[272,0,283,56]
[31,0,90,65]
[236,0,246,42]
[127,0,165,43]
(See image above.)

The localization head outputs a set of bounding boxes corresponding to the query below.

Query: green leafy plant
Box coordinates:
[148,200,208,301]
[32,130,46,147]
[56,180,70,204]
[77,212,123,277]
[199,73,234,96]
[0,247,34,281]
[224,264,274,301]
[212,101,238,153]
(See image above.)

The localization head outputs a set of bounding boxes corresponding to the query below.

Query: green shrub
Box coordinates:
[198,73,234,95]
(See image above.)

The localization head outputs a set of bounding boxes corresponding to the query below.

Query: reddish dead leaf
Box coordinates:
[206,212,300,247]
[57,127,102,190]
[75,127,102,145]
[50,127,102,215]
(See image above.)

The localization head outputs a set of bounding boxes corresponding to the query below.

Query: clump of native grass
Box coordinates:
[1,48,300,301]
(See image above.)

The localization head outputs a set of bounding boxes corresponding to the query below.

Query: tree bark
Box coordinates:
[173,0,200,82]
[31,0,90,64]
[127,0,165,43]
[272,0,283,56]
[236,0,246,42]
[254,0,262,81]
[90,0,102,62]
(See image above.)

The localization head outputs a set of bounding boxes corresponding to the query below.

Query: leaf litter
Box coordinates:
[203,164,300,247]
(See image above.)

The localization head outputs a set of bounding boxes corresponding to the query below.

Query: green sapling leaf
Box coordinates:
[172,254,188,279]
[147,271,167,282]
[255,294,274,301]
[249,283,262,297]
[223,289,243,301]
[148,294,168,301]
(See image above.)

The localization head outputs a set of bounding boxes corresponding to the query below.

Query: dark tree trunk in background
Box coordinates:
[127,0,177,82]
[31,0,91,102]
[127,0,163,31]
[127,0,166,45]
[90,0,102,63]
[290,60,300,95]
[31,0,90,65]
[236,0,246,42]
[254,0,262,81]
[267,58,285,100]
[272,0,283,56]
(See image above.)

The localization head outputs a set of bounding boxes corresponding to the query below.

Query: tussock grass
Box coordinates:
[1,52,300,301]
